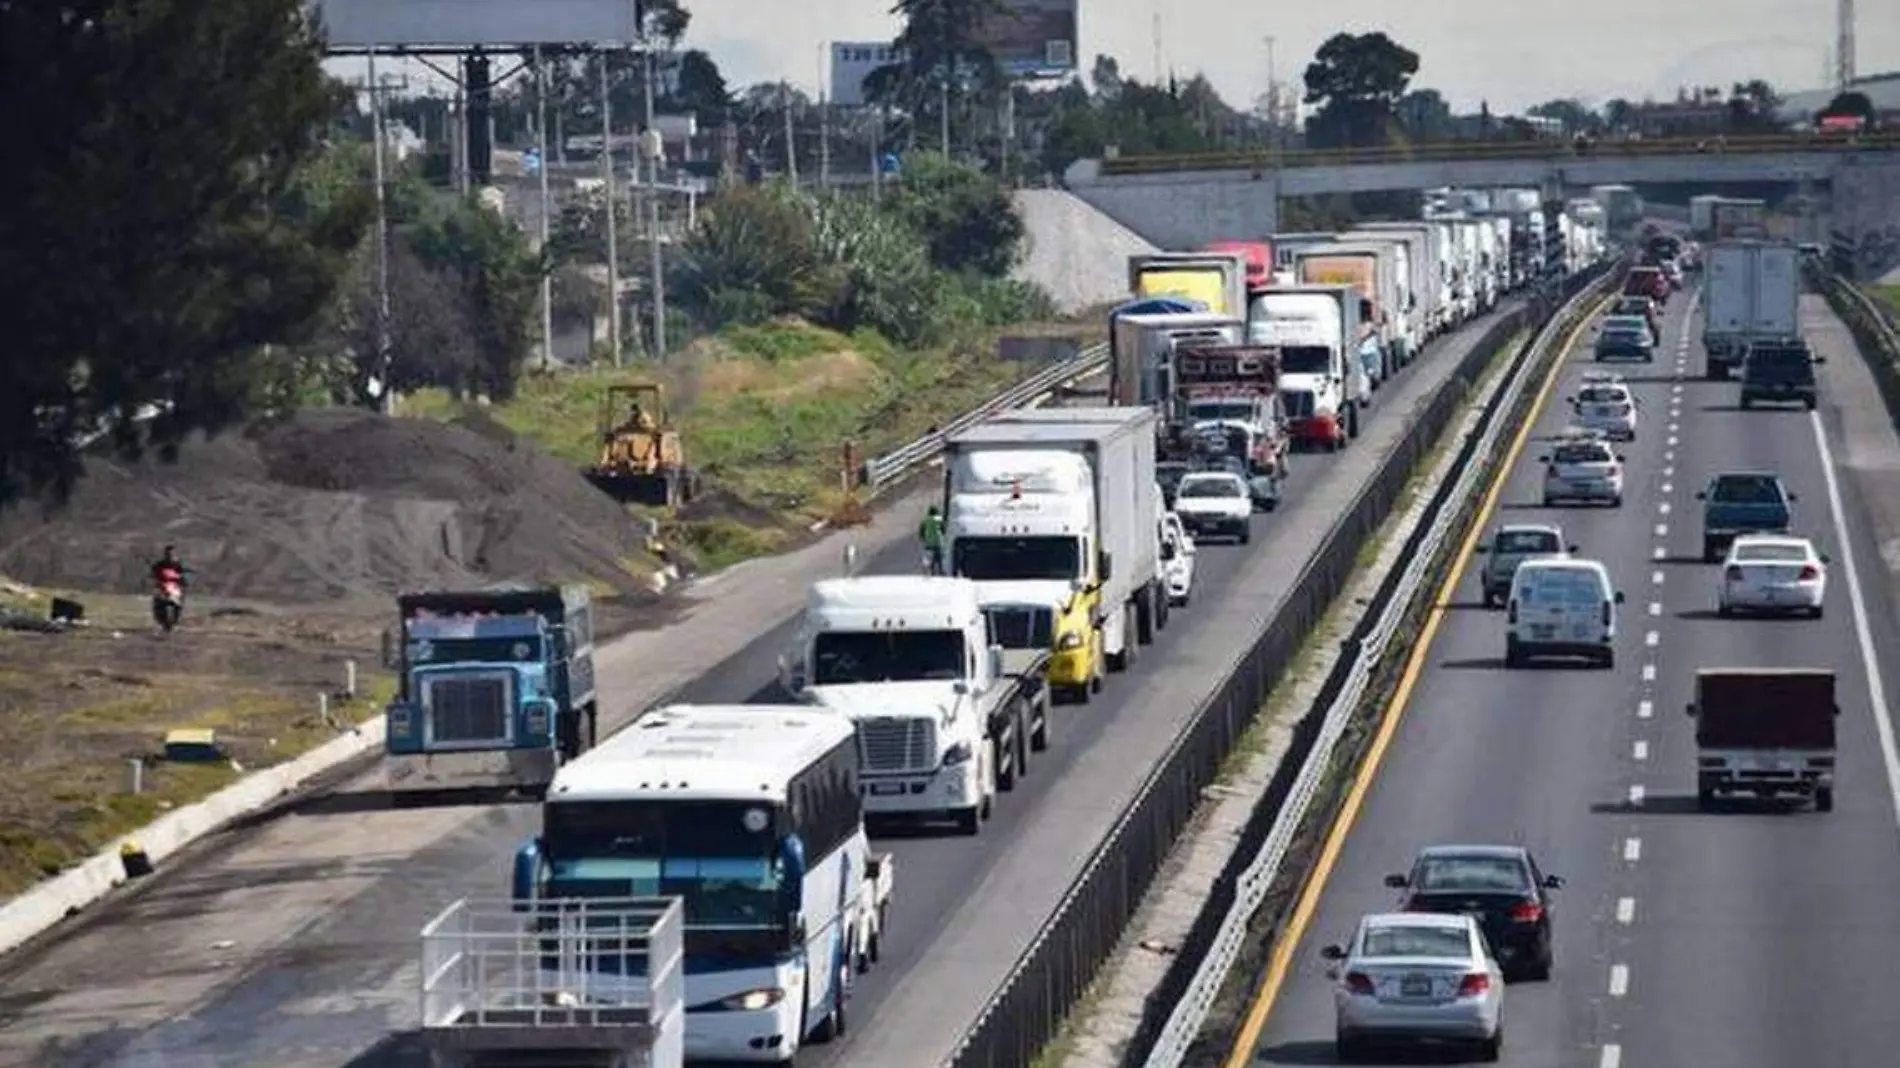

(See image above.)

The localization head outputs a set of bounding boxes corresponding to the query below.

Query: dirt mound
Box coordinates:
[0,409,654,604]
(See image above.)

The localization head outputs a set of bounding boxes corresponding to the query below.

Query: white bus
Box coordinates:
[511,705,894,1063]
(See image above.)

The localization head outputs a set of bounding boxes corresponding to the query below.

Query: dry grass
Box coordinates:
[0,583,392,897]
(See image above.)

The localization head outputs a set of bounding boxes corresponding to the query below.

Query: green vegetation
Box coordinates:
[1869,285,1900,320]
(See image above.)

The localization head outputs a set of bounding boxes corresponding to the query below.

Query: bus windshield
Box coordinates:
[952,535,1082,581]
[812,629,965,684]
[542,800,782,930]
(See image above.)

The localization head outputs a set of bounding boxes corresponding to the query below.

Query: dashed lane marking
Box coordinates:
[1615,897,1636,924]
[1638,699,1653,718]
[1642,663,1657,682]
[1623,836,1642,862]
[1628,783,1646,806]
[1609,963,1630,997]
[1633,740,1649,761]
[1601,1045,1623,1068]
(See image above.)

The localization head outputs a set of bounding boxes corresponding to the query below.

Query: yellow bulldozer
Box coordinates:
[585,383,698,508]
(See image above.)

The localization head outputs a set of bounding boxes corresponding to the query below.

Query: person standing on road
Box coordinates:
[919,506,946,576]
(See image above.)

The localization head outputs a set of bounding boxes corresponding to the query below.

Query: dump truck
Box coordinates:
[585,383,698,508]
[1686,668,1838,811]
[383,586,598,804]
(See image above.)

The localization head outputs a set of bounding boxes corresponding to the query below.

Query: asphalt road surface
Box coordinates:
[0,304,1524,1068]
[1235,285,1900,1067]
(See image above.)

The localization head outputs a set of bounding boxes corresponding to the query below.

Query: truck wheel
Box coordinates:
[1347,402,1361,439]
[1107,606,1136,672]
[1154,584,1170,631]
[955,806,982,835]
[996,732,1016,793]
[1697,788,1715,811]
[1805,397,1817,411]
[1703,539,1721,563]
[1031,695,1051,752]
[1135,586,1156,645]
[1815,787,1834,812]
[1739,397,1752,410]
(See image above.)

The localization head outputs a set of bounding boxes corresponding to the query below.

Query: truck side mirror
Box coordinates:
[1098,550,1114,582]
[1474,544,1490,554]
[1685,702,1698,717]
[1813,356,1826,364]
[511,837,547,910]
[1786,492,1799,502]
[777,653,806,694]
[988,644,1004,681]
[1614,591,1625,604]
[1694,490,1707,500]
[1160,541,1176,561]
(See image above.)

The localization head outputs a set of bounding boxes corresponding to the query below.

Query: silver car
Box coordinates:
[1474,523,1574,608]
[1324,912,1505,1062]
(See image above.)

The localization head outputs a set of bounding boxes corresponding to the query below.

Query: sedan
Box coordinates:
[1171,472,1252,544]
[1385,844,1563,981]
[1719,534,1828,618]
[1323,912,1504,1062]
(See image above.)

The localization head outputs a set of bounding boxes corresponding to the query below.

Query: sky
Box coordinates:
[676,0,1899,114]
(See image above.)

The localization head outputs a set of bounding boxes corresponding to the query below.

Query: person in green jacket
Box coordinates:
[919,506,946,575]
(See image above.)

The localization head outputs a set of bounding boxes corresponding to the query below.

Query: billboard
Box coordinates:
[976,0,1076,78]
[313,0,643,50]
[830,41,902,108]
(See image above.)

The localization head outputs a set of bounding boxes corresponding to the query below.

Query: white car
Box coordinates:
[1506,557,1622,669]
[1323,912,1505,1062]
[1160,512,1197,606]
[1539,430,1624,507]
[1569,378,1637,441]
[1172,472,1252,545]
[1718,534,1828,618]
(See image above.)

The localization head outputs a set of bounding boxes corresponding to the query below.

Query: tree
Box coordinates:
[868,0,1009,146]
[1726,79,1782,133]
[1396,89,1454,141]
[0,0,366,504]
[1302,32,1420,148]
[1821,91,1876,124]
[882,152,1026,276]
[314,241,480,406]
[407,198,544,401]
[670,49,732,126]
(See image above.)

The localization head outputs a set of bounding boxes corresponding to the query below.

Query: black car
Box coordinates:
[1384,845,1562,981]
[1739,339,1825,410]
[1157,461,1192,509]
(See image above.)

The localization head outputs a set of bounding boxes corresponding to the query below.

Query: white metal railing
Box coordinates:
[1138,267,1621,1068]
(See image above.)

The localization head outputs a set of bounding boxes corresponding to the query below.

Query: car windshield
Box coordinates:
[1553,444,1609,464]
[1711,475,1784,503]
[1615,299,1648,314]
[1522,569,1603,604]
[1360,924,1471,960]
[1413,855,1531,892]
[1496,530,1559,554]
[1735,543,1808,563]
[1578,387,1625,404]
[1179,477,1242,499]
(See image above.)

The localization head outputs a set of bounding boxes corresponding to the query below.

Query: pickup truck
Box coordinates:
[1697,472,1796,562]
[1686,668,1837,811]
[1738,339,1825,410]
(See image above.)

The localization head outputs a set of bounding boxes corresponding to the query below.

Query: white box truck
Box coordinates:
[944,409,1164,704]
[1702,240,1799,380]
[1247,283,1373,447]
[1338,228,1426,366]
[1108,311,1244,409]
[1293,243,1404,380]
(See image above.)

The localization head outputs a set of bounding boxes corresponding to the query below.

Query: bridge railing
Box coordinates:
[1097,130,1900,177]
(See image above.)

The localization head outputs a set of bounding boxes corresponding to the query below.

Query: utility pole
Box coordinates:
[361,49,408,414]
[1263,35,1280,155]
[642,38,667,361]
[817,43,832,187]
[782,83,799,184]
[939,75,950,157]
[600,53,622,366]
[535,46,555,370]
[1837,0,1856,91]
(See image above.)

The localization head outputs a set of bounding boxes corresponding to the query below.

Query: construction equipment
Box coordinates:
[585,383,697,508]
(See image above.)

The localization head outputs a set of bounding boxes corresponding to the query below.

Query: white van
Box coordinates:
[1506,558,1623,669]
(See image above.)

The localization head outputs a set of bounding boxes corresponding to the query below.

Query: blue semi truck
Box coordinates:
[383,586,598,804]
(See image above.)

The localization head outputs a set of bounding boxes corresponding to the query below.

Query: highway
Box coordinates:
[1229,285,1900,1067]
[0,304,1526,1067]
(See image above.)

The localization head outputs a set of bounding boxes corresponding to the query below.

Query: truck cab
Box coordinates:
[782,576,1015,835]
[1687,668,1838,811]
[1697,472,1796,561]
[383,586,597,803]
[1247,292,1359,448]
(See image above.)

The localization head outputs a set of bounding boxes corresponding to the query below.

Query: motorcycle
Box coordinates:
[152,572,184,632]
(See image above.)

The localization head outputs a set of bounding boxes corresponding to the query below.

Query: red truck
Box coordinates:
[1204,240,1274,290]
[1624,265,1669,306]
[1171,344,1289,484]
[1686,668,1837,811]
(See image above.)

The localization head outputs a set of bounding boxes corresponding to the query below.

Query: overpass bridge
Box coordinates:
[1063,133,1900,274]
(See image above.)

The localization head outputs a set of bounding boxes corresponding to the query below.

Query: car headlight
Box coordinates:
[707,987,786,1012]
[1057,631,1085,651]
[942,741,974,766]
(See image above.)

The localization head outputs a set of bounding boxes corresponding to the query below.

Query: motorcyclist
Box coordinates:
[150,546,191,592]
[918,506,946,576]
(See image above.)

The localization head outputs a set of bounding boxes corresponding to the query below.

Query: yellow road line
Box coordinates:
[1220,294,1614,1068]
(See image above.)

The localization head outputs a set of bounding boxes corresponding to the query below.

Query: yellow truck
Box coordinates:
[1128,251,1248,317]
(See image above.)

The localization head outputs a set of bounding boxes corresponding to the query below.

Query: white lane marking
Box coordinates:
[1609,963,1630,997]
[1808,410,1900,829]
[1668,422,1680,434]
[1651,569,1664,585]
[1652,545,1666,560]
[1642,663,1657,682]
[1628,783,1646,806]
[1654,523,1668,537]
[1638,699,1654,718]
[1633,739,1649,760]
[1615,897,1637,924]
[1662,481,1673,494]
[1672,384,1683,394]
[1623,836,1642,862]
[1664,465,1674,477]
[1601,1045,1623,1068]
[1668,435,1680,447]
[1645,630,1659,647]
[1659,501,1671,515]
[1648,601,1661,616]
[1665,449,1675,462]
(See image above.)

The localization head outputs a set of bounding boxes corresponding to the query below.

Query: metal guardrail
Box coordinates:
[1098,131,1900,177]
[1810,266,1900,421]
[1136,265,1620,1068]
[858,342,1110,492]
[940,265,1608,1068]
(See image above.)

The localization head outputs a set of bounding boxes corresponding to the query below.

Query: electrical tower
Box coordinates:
[1836,0,1855,91]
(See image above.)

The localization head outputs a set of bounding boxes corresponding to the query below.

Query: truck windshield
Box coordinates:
[1279,345,1332,374]
[410,636,544,664]
[812,629,965,684]
[952,535,1081,581]
[1188,400,1257,422]
[541,800,781,930]
[984,604,1053,649]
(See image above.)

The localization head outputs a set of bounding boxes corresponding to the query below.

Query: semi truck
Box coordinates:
[1708,197,1769,240]
[1293,243,1403,379]
[1108,310,1244,409]
[780,576,1050,833]
[1589,183,1644,232]
[383,586,598,804]
[1203,239,1274,289]
[945,408,1164,704]
[1685,668,1838,811]
[1270,232,1340,271]
[1129,251,1248,318]
[1246,284,1370,448]
[1701,240,1799,379]
[1171,343,1291,488]
[1332,231,1418,369]
[1353,220,1454,340]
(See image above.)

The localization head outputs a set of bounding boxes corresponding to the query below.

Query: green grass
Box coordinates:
[401,319,1094,569]
[1868,284,1900,320]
